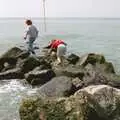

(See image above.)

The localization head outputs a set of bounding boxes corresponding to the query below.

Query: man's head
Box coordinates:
[51,39,56,43]
[25,19,32,25]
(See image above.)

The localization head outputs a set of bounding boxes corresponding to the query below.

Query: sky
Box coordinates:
[0,0,119,18]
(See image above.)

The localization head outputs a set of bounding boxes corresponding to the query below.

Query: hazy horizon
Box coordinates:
[1,17,120,19]
[0,0,119,18]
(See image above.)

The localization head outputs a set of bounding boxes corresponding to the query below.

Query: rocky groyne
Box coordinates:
[0,47,120,120]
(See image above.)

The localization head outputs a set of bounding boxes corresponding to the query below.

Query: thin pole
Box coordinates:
[43,0,47,32]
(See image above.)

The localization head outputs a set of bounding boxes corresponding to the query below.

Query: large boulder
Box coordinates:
[19,97,67,120]
[81,62,117,89]
[36,76,74,97]
[25,69,56,85]
[19,90,106,120]
[75,85,120,120]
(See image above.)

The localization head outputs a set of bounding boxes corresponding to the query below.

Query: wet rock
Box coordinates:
[0,57,17,72]
[2,62,15,72]
[67,53,79,64]
[19,57,41,73]
[37,57,52,70]
[1,47,23,58]
[0,57,17,65]
[0,64,4,72]
[39,64,52,70]
[0,47,24,72]
[0,68,24,80]
[37,76,74,97]
[16,51,30,59]
[25,69,56,85]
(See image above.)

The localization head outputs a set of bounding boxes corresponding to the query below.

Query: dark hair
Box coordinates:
[25,20,32,25]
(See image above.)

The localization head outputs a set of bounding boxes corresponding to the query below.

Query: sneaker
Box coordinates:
[32,51,36,55]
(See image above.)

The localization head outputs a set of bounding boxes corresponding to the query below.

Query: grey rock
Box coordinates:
[25,69,56,85]
[53,65,84,79]
[37,76,74,97]
[76,53,106,67]
[83,64,109,87]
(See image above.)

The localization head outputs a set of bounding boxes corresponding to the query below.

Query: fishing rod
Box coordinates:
[43,0,47,32]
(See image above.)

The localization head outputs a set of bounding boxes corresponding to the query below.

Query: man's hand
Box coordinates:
[48,49,52,54]
[24,37,26,40]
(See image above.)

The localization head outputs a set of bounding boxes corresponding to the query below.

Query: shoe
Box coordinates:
[32,51,36,54]
[30,54,36,58]
[54,61,61,66]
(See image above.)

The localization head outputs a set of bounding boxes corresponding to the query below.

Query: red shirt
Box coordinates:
[50,39,65,49]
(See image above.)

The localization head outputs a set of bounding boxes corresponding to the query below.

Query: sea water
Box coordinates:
[0,18,120,119]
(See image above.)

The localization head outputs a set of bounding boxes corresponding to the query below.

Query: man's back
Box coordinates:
[27,25,38,38]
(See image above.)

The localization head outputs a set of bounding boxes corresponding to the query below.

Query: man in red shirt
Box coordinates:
[45,39,67,65]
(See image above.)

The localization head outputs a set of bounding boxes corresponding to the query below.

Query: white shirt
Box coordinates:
[25,25,38,39]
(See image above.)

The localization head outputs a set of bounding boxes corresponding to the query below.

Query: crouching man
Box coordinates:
[44,39,67,65]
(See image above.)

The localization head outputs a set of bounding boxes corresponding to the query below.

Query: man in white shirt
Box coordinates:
[24,20,38,54]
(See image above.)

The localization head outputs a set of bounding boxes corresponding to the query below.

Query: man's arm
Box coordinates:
[43,45,51,49]
[37,30,39,38]
[48,48,52,54]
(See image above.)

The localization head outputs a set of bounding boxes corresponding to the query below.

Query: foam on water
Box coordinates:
[0,79,34,120]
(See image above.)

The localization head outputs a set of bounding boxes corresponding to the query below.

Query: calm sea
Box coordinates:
[0,18,120,120]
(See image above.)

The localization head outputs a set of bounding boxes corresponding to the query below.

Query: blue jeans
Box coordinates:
[27,38,36,54]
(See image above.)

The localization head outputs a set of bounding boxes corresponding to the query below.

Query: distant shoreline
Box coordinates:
[0,17,120,20]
